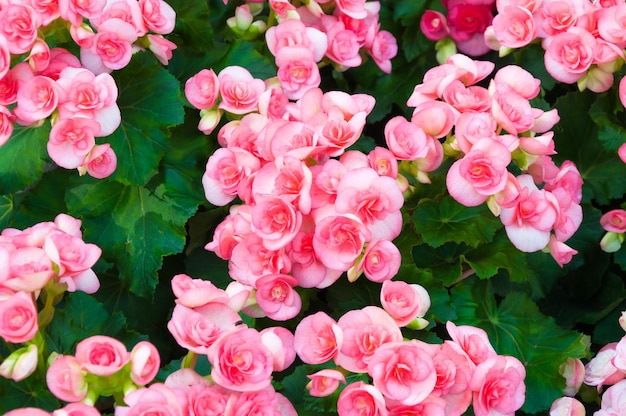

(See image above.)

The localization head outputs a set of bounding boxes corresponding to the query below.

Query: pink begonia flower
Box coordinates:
[250,194,302,251]
[597,4,626,46]
[454,111,497,153]
[28,0,62,26]
[80,18,138,74]
[207,327,274,392]
[14,75,61,126]
[5,409,50,416]
[294,311,343,364]
[59,0,107,27]
[167,303,241,354]
[316,111,367,157]
[46,355,88,403]
[544,27,595,84]
[82,143,117,179]
[94,0,147,36]
[40,48,82,81]
[446,321,497,366]
[205,206,252,260]
[290,230,343,288]
[368,341,437,405]
[441,81,491,113]
[229,234,291,287]
[129,341,160,386]
[257,119,319,162]
[0,344,38,382]
[5,247,55,293]
[494,65,541,100]
[226,387,297,416]
[335,167,403,240]
[350,239,401,283]
[368,29,397,74]
[185,69,220,110]
[619,77,626,111]
[276,46,321,101]
[258,85,288,120]
[500,175,559,252]
[0,105,13,147]
[584,342,625,388]
[252,156,313,215]
[548,235,578,268]
[43,231,101,279]
[560,358,585,397]
[0,291,39,344]
[519,131,556,156]
[307,369,346,397]
[269,0,296,19]
[27,38,51,73]
[172,273,229,307]
[368,146,398,179]
[335,0,367,19]
[549,396,585,416]
[312,212,371,272]
[420,10,449,41]
[336,381,387,416]
[596,379,626,416]
[47,118,99,169]
[336,306,403,373]
[202,147,261,206]
[260,326,296,372]
[447,2,493,56]
[380,280,430,327]
[115,383,183,416]
[309,159,347,209]
[147,34,177,65]
[325,21,362,69]
[54,403,102,416]
[177,384,229,416]
[75,335,130,376]
[612,336,626,373]
[388,395,449,416]
[384,116,433,160]
[139,0,176,35]
[447,138,512,207]
[601,209,626,233]
[0,4,41,55]
[491,5,537,49]
[411,100,457,139]
[265,19,327,62]
[470,355,526,416]
[255,273,302,321]
[217,66,266,115]
[490,80,535,135]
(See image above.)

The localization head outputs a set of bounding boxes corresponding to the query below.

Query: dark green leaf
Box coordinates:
[0,377,60,413]
[0,194,13,229]
[109,52,185,185]
[463,230,530,282]
[412,242,466,286]
[413,196,502,248]
[221,40,276,80]
[452,278,589,414]
[0,123,50,195]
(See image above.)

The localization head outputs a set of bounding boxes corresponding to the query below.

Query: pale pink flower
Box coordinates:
[265,19,327,62]
[0,291,39,344]
[380,280,430,327]
[312,212,371,271]
[46,355,88,403]
[317,111,367,157]
[294,311,343,364]
[171,273,229,308]
[584,343,624,388]
[59,0,107,26]
[226,387,297,416]
[5,409,50,416]
[139,0,176,35]
[290,230,342,288]
[0,344,38,382]
[180,384,229,416]
[325,21,362,69]
[601,209,626,233]
[229,234,291,287]
[253,156,313,214]
[44,230,101,280]
[596,379,626,416]
[446,321,497,366]
[167,303,241,354]
[83,143,117,179]
[0,4,41,55]
[307,369,346,397]
[336,306,403,373]
[205,207,251,260]
[368,341,437,405]
[420,10,449,41]
[207,327,274,392]
[454,111,498,153]
[260,326,296,372]
[255,273,302,321]
[14,75,60,126]
[115,383,183,416]
[202,147,261,206]
[218,66,266,115]
[548,235,578,267]
[47,118,99,169]
[4,247,55,293]
[544,27,595,84]
[500,175,559,252]
[470,355,526,416]
[491,5,537,48]
[368,147,398,179]
[490,81,535,135]
[384,116,433,160]
[411,100,457,139]
[0,105,14,147]
[80,18,138,74]
[560,358,585,397]
[337,381,387,416]
[54,403,101,416]
[147,34,177,65]
[549,396,585,416]
[258,86,288,120]
[27,0,62,27]
[335,0,367,19]
[185,69,220,110]
[387,395,448,416]
[129,341,160,386]
[75,335,130,376]
[597,4,626,46]
[276,46,321,101]
[368,29,397,74]
[351,239,401,283]
[442,81,492,113]
[494,65,541,100]
[95,0,146,35]
[250,194,302,250]
[27,38,51,73]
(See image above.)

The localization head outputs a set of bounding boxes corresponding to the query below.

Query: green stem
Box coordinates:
[181,351,198,370]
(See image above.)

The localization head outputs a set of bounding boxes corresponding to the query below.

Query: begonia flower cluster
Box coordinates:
[0,0,177,178]
[0,214,102,383]
[405,53,583,265]
[485,0,626,95]
[45,335,160,411]
[420,0,496,57]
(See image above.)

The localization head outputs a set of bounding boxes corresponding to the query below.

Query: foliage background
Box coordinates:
[2,0,626,414]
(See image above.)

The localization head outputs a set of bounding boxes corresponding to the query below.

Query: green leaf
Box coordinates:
[0,194,13,229]
[412,196,502,248]
[0,376,60,413]
[109,52,185,185]
[451,278,590,414]
[221,40,277,80]
[554,90,626,204]
[65,179,187,297]
[463,230,530,282]
[589,89,626,152]
[412,242,466,286]
[0,123,50,195]
[46,291,127,353]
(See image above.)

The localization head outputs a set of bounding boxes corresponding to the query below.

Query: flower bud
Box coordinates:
[0,344,38,382]
[600,232,624,253]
